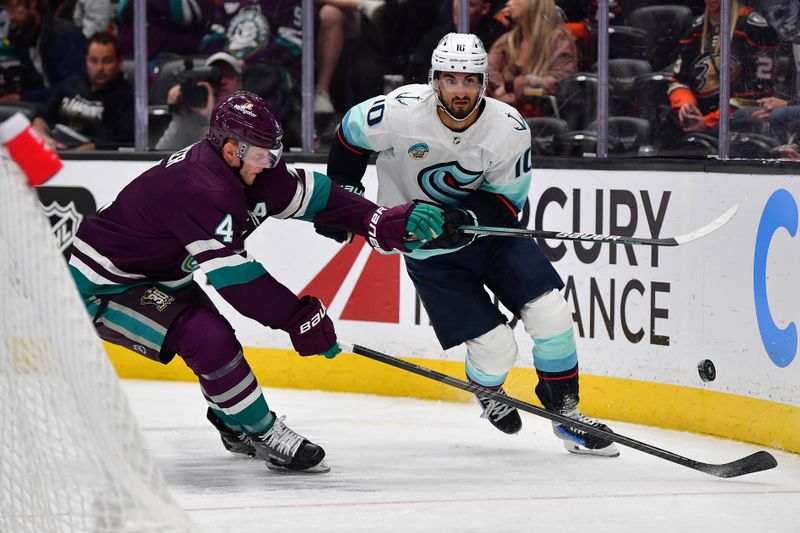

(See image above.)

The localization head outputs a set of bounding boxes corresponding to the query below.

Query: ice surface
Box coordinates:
[123,380,800,533]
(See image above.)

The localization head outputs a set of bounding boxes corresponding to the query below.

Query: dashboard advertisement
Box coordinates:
[44,159,799,409]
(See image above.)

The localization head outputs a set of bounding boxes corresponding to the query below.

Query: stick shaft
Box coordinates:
[459,204,739,247]
[341,342,776,478]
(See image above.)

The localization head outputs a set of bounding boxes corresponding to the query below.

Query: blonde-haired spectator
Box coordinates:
[487,0,578,118]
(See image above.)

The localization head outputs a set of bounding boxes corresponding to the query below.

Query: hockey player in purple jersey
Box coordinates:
[67,91,444,473]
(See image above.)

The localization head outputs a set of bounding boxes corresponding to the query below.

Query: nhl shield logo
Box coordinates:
[141,287,175,311]
[41,201,83,253]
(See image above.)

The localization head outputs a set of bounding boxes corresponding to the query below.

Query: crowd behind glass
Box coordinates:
[2,0,798,160]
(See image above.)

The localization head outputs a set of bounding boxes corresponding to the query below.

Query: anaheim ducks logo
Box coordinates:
[140,287,175,312]
[226,8,270,60]
[693,54,743,97]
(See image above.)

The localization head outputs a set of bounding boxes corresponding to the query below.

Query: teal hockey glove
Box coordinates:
[403,203,445,250]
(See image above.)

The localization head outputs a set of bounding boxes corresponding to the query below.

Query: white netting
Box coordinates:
[0,153,198,532]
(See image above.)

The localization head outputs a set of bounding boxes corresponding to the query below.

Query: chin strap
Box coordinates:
[230,156,250,187]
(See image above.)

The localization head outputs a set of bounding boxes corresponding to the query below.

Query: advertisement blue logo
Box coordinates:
[753,189,797,368]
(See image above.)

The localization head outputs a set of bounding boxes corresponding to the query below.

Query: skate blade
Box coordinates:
[562,441,620,458]
[265,459,331,474]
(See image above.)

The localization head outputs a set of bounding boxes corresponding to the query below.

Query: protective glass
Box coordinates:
[241,142,283,168]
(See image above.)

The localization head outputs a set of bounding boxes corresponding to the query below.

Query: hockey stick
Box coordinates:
[459,203,739,247]
[339,342,777,479]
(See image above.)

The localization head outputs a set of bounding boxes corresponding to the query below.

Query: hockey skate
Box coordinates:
[207,408,330,472]
[249,414,330,473]
[475,390,522,435]
[551,407,620,457]
[207,408,256,457]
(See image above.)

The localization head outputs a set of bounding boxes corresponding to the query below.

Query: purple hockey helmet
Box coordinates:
[208,90,283,167]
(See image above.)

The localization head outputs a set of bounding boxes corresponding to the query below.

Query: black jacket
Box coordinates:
[42,73,134,149]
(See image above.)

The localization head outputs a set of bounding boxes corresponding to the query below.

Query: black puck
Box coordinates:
[697,359,716,382]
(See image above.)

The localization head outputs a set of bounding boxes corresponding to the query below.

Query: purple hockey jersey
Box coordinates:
[203,1,301,72]
[68,140,379,329]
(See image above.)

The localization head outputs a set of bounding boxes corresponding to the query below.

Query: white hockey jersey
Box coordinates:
[340,84,532,210]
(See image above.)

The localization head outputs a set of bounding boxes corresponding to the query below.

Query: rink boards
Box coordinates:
[45,158,800,453]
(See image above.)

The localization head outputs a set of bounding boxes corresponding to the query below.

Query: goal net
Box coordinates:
[0,153,197,532]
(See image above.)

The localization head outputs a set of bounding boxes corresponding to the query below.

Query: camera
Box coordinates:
[175,59,221,110]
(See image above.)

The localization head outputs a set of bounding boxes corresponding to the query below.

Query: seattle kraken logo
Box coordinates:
[417,162,482,206]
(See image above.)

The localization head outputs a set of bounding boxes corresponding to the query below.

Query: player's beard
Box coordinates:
[443,94,477,120]
[445,98,475,120]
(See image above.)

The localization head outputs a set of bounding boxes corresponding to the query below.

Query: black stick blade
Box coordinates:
[696,451,778,478]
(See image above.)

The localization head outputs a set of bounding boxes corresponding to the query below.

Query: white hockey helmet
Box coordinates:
[429,33,488,119]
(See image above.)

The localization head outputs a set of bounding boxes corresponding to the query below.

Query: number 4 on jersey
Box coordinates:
[215,214,234,243]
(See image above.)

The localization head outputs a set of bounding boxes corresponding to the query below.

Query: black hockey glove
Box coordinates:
[424,208,477,249]
[314,184,366,243]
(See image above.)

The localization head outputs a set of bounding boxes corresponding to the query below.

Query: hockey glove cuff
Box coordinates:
[314,184,366,243]
[424,208,477,249]
[320,343,341,359]
[277,296,338,357]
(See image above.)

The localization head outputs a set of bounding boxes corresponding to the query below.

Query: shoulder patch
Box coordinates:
[747,11,769,27]
[505,111,527,131]
[408,143,430,159]
[393,90,424,106]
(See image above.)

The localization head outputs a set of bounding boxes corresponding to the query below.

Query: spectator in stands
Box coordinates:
[155,52,243,151]
[668,0,779,136]
[31,31,132,150]
[1,0,87,103]
[201,1,302,88]
[734,90,800,143]
[314,0,385,113]
[115,0,211,60]
[405,0,511,85]
[487,0,578,118]
[559,0,622,70]
[772,141,800,158]
[198,1,304,144]
[53,0,112,39]
[738,1,800,146]
[0,5,10,40]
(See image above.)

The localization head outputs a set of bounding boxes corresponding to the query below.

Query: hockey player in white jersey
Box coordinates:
[318,33,619,457]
